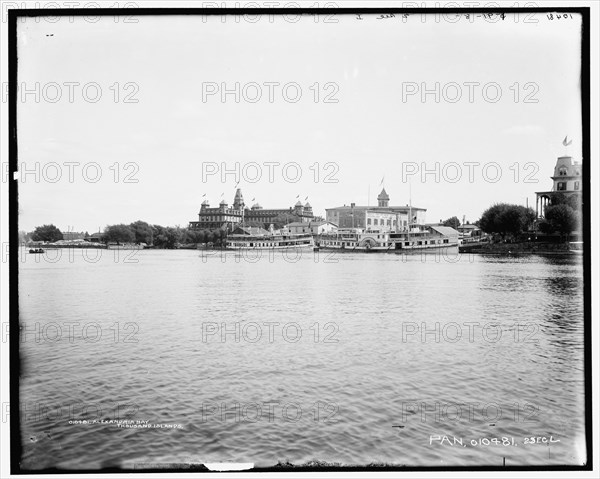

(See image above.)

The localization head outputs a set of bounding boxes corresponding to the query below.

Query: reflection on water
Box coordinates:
[18,249,586,469]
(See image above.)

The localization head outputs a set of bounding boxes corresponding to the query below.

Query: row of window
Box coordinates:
[232,240,312,247]
[556,181,580,191]
[321,238,450,247]
[558,167,581,176]
[366,218,407,226]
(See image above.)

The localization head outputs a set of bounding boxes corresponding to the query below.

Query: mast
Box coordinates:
[408,177,412,234]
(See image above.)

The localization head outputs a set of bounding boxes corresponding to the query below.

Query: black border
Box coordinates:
[8,5,592,475]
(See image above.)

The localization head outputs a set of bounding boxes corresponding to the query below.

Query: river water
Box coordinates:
[17,247,586,469]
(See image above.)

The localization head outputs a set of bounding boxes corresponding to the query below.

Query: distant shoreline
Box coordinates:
[458,241,579,255]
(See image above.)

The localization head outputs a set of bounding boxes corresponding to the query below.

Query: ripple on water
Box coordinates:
[18,251,586,468]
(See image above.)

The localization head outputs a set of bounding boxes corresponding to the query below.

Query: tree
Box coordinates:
[272,213,300,229]
[104,224,135,244]
[550,192,581,210]
[30,224,63,242]
[183,229,206,244]
[246,220,266,229]
[442,216,460,229]
[130,220,154,245]
[543,204,580,238]
[19,230,31,244]
[153,226,183,249]
[479,203,536,239]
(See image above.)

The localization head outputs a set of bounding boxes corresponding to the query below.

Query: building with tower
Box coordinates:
[535,155,582,217]
[325,188,426,232]
[189,189,314,230]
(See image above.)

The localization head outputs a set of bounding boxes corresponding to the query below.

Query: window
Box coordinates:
[557,182,566,191]
[374,219,378,226]
[387,220,391,226]
[367,218,372,225]
[559,168,567,176]
[575,181,580,190]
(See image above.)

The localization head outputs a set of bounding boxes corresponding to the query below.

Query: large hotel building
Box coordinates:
[189,189,314,230]
[325,188,426,231]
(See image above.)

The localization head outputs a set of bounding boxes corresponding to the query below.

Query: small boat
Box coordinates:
[28,248,44,254]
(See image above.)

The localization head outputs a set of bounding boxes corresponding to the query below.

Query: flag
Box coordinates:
[305,196,309,201]
[202,193,206,197]
[379,176,384,186]
[234,181,240,188]
[296,195,300,198]
[563,136,572,147]
[220,192,224,197]
[251,197,255,202]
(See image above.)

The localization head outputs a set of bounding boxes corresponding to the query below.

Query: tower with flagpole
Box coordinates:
[534,136,582,218]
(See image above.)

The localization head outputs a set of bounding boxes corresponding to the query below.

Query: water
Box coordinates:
[17,248,586,469]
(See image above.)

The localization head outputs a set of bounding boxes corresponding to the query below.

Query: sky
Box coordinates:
[14,11,583,233]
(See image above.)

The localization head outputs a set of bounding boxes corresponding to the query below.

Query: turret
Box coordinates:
[233,188,245,210]
[377,188,390,207]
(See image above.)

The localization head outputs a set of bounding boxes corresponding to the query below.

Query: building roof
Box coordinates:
[286,221,335,228]
[377,188,389,200]
[429,226,459,236]
[326,205,427,212]
[231,226,270,236]
[295,200,303,206]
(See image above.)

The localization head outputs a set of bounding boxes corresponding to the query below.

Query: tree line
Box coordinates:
[441,193,580,241]
[23,196,580,248]
[24,222,229,248]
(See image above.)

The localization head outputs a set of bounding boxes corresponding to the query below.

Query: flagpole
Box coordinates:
[409,177,412,233]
